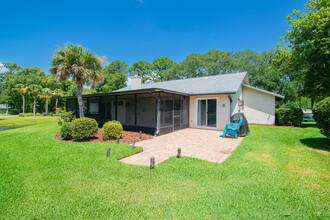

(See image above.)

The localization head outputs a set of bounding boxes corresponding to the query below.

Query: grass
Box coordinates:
[0,118,329,219]
[0,116,57,129]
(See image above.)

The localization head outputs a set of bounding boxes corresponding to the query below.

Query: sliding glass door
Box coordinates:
[197,99,217,128]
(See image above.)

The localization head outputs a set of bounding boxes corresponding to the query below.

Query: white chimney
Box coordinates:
[131,75,142,90]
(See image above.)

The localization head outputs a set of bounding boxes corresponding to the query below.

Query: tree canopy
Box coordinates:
[274,0,330,102]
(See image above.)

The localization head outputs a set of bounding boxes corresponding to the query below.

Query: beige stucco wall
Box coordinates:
[230,85,242,115]
[240,86,275,124]
[189,94,230,130]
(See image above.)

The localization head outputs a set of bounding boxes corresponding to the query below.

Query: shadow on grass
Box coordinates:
[300,138,330,152]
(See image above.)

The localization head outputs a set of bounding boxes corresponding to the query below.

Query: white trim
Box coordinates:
[242,84,284,99]
[196,97,218,129]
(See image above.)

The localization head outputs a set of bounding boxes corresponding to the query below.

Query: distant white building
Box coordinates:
[0,104,8,114]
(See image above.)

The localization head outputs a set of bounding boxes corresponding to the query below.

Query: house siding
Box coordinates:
[240,86,276,124]
[189,94,230,130]
[230,85,242,115]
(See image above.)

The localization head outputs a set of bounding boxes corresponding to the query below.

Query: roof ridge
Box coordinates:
[138,71,247,86]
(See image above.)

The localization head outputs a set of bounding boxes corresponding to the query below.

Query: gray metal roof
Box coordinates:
[0,104,8,109]
[116,72,248,95]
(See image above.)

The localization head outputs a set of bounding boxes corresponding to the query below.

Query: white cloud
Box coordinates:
[0,62,7,73]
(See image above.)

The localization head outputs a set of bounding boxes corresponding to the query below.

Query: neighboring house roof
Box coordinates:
[117,72,248,95]
[0,104,8,110]
[242,84,285,99]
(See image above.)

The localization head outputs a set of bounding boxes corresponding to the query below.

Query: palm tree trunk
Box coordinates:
[22,94,25,114]
[55,98,58,109]
[45,98,48,115]
[33,95,36,116]
[76,82,84,118]
[6,100,9,115]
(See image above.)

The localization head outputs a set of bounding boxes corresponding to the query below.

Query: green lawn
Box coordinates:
[0,116,57,128]
[0,118,329,219]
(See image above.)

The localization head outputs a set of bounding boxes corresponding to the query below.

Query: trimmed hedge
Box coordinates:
[102,120,123,140]
[60,122,73,140]
[313,97,330,137]
[71,117,98,141]
[19,113,34,117]
[277,107,303,127]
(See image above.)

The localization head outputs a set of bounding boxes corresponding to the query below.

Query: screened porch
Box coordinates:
[65,91,189,135]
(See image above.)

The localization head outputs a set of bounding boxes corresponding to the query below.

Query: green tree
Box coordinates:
[39,88,53,115]
[96,61,128,92]
[203,50,236,75]
[275,0,330,105]
[152,57,174,81]
[12,84,28,113]
[27,84,42,116]
[0,63,22,113]
[52,89,64,110]
[50,44,105,118]
[129,61,153,83]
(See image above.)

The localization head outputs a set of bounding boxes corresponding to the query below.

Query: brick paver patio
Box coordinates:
[120,128,244,166]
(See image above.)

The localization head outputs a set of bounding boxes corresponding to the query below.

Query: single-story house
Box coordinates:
[62,72,284,135]
[0,104,8,113]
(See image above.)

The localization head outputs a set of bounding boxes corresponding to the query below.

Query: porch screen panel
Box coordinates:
[117,94,135,125]
[181,96,189,128]
[160,93,173,128]
[136,93,157,128]
[88,97,100,121]
[100,96,115,122]
[67,99,77,115]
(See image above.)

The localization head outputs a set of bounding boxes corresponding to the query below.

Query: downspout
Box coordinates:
[228,94,232,118]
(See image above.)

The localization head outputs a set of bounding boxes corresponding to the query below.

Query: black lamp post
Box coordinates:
[150,157,155,169]
[106,147,110,157]
[177,148,181,158]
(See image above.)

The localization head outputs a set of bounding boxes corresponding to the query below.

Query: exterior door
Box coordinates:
[197,99,217,128]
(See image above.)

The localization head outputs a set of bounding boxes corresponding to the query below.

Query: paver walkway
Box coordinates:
[120,128,243,166]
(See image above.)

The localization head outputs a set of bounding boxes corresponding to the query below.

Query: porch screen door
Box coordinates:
[197,99,217,128]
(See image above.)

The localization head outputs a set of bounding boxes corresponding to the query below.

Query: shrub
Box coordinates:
[60,122,73,140]
[313,97,330,137]
[8,109,19,115]
[102,121,123,140]
[71,117,98,141]
[56,108,75,125]
[277,107,303,127]
[19,113,34,117]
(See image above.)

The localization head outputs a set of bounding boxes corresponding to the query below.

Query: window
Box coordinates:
[89,103,99,114]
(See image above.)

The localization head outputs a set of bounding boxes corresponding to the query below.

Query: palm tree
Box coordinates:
[27,84,42,116]
[39,88,53,115]
[52,89,64,111]
[50,44,105,118]
[12,84,28,113]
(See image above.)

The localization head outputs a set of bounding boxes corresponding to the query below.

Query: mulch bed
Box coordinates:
[54,128,153,144]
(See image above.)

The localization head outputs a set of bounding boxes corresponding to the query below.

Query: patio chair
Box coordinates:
[222,116,243,139]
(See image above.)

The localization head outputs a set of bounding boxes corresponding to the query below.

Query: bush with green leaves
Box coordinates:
[277,107,303,127]
[8,109,19,115]
[60,122,73,140]
[312,97,329,137]
[19,113,34,117]
[56,108,75,125]
[71,117,98,141]
[102,120,123,140]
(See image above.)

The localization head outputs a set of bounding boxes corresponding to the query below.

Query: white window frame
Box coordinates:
[196,97,218,129]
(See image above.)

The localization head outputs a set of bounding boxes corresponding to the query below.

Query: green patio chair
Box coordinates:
[222,116,243,139]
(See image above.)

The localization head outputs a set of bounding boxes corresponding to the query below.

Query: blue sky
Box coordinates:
[0,0,305,73]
